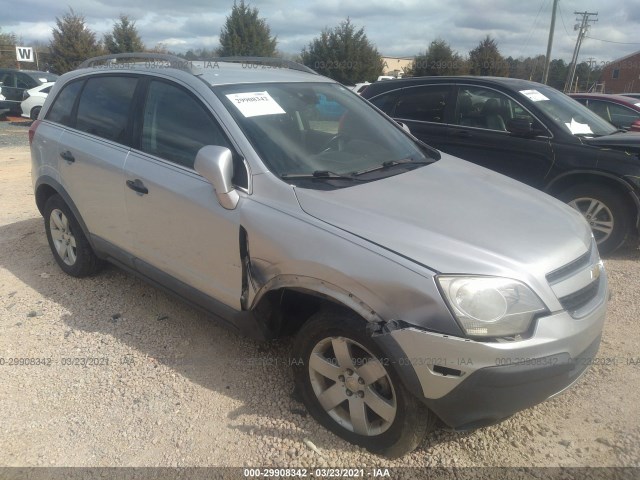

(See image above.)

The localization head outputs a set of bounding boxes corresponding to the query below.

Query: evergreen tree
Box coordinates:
[103,15,144,54]
[468,36,508,77]
[301,19,383,84]
[50,8,102,74]
[218,1,277,57]
[0,28,17,68]
[407,39,467,77]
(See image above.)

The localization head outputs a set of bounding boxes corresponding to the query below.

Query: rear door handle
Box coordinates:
[60,150,75,163]
[452,130,471,138]
[126,179,149,195]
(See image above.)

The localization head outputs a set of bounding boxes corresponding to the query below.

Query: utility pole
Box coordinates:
[542,0,559,84]
[563,11,598,92]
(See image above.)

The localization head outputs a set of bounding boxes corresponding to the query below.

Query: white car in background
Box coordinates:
[21,82,55,120]
[350,82,371,95]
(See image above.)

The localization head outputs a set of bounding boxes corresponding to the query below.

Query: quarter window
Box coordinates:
[76,76,137,143]
[394,85,450,123]
[46,80,84,126]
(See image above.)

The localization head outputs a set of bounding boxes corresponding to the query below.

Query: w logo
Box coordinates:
[16,46,34,63]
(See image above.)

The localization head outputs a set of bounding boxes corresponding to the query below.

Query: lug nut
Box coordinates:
[346,389,353,396]
[346,369,354,376]
[338,375,345,382]
[358,377,365,385]
[357,391,364,398]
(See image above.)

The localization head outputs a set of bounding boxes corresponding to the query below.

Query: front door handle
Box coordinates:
[126,179,149,195]
[60,150,75,163]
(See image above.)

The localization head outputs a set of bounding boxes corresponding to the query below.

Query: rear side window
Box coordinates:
[46,81,84,126]
[395,85,450,123]
[140,80,231,169]
[76,76,137,143]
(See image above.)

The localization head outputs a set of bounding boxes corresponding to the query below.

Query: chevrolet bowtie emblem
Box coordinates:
[590,263,602,281]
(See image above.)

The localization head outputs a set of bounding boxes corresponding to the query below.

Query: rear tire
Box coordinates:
[43,195,104,277]
[30,106,41,120]
[559,183,633,255]
[292,308,433,458]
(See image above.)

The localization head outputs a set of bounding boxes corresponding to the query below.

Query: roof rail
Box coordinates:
[215,57,317,75]
[78,53,202,74]
[77,53,317,76]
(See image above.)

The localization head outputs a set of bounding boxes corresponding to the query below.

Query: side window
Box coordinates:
[140,81,240,179]
[587,100,640,128]
[1,73,16,87]
[17,73,36,89]
[46,81,84,126]
[41,86,52,94]
[394,85,450,123]
[76,76,137,143]
[369,91,400,115]
[455,86,533,132]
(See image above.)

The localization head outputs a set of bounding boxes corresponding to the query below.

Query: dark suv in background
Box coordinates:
[0,68,58,114]
[362,76,640,254]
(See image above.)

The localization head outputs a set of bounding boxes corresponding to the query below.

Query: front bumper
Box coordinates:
[374,269,607,430]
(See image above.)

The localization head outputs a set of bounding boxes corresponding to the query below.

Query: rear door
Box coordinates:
[124,78,246,309]
[56,75,137,251]
[373,84,454,149]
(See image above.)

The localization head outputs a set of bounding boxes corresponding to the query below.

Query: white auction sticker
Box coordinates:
[519,89,549,102]
[226,91,286,117]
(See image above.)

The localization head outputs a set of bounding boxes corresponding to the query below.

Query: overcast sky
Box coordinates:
[2,0,639,65]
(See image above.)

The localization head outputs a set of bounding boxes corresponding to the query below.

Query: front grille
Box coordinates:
[558,277,600,313]
[546,250,592,283]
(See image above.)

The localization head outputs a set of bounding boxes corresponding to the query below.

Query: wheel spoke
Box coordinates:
[348,397,369,435]
[364,387,396,422]
[50,228,63,242]
[66,245,76,264]
[592,220,613,235]
[54,239,66,258]
[51,212,65,230]
[309,353,341,381]
[61,214,69,231]
[317,383,347,412]
[331,338,354,370]
[69,236,76,248]
[585,199,601,218]
[356,358,387,385]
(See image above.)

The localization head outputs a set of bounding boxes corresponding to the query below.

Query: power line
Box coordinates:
[585,36,640,45]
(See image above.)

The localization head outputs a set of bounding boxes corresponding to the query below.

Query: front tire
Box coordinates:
[559,183,632,255]
[292,308,433,458]
[44,195,104,277]
[30,106,41,120]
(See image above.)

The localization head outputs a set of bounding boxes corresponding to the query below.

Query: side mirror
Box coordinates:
[397,121,411,134]
[194,145,239,210]
[506,118,546,137]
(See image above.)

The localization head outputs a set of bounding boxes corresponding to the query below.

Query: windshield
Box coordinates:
[519,86,617,137]
[214,82,434,186]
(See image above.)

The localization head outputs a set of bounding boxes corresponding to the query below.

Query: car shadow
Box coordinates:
[0,216,464,460]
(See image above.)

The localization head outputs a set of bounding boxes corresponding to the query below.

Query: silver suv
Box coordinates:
[30,53,607,457]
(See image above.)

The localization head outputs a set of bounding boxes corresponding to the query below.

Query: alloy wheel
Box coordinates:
[49,208,77,266]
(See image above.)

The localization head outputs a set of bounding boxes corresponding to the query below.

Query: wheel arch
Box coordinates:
[545,171,640,227]
[35,176,97,252]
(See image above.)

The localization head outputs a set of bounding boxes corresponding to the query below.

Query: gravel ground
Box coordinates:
[1,120,639,473]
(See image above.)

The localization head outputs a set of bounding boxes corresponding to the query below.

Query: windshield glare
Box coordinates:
[215,82,431,181]
[522,86,617,137]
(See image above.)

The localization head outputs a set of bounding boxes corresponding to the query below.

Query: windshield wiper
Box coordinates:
[353,158,433,176]
[281,170,366,182]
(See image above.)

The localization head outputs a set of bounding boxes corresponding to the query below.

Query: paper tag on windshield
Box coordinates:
[519,89,549,102]
[565,118,593,135]
[226,91,285,117]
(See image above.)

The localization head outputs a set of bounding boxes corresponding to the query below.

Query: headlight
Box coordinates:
[436,276,547,338]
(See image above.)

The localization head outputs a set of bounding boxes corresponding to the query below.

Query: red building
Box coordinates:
[600,50,640,94]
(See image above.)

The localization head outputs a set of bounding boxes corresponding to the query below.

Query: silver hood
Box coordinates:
[294,154,592,281]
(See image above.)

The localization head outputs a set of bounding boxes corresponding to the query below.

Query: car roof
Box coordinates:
[361,75,545,97]
[568,92,640,104]
[72,54,333,87]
